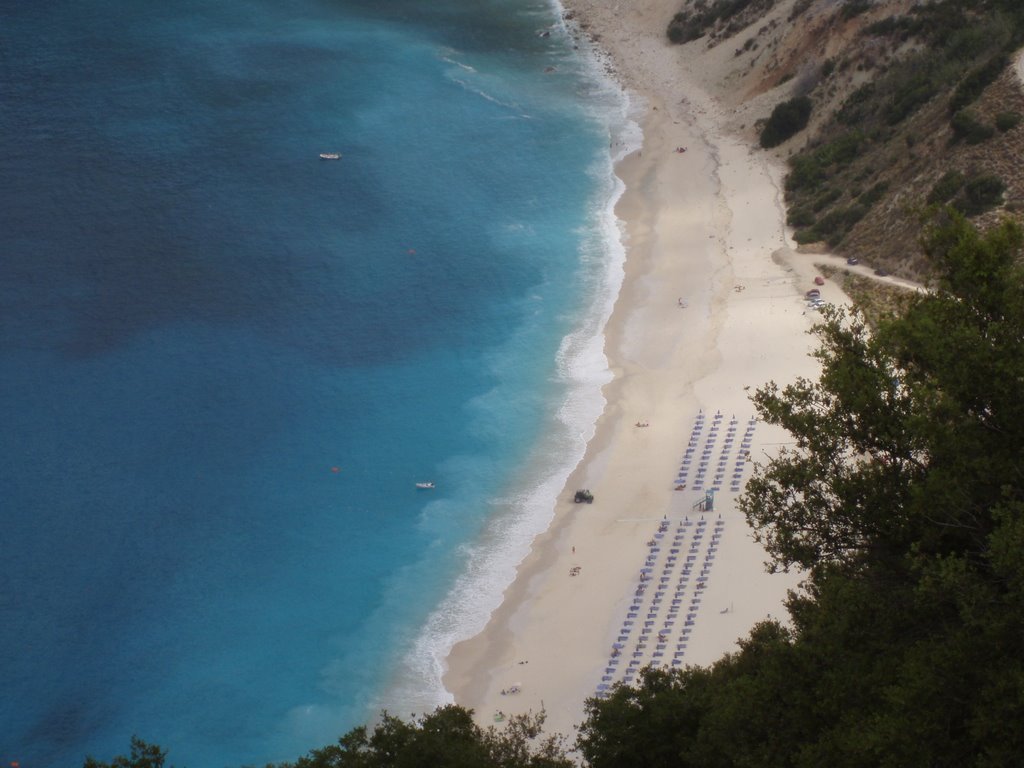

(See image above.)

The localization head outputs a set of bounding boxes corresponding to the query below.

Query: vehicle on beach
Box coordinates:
[415,482,435,489]
[319,153,341,160]
[574,489,594,504]
[805,289,821,299]
[814,276,825,286]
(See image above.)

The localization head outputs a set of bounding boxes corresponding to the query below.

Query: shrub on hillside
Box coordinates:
[788,0,813,22]
[667,0,777,44]
[667,12,704,43]
[927,170,965,204]
[837,82,876,125]
[949,52,1010,113]
[784,131,866,194]
[996,111,1022,132]
[858,180,890,207]
[950,109,996,144]
[760,96,813,148]
[840,0,871,20]
[787,206,816,228]
[812,187,843,212]
[954,173,1005,216]
[818,203,869,245]
[884,69,942,125]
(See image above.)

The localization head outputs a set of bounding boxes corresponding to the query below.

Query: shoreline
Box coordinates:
[444,0,842,738]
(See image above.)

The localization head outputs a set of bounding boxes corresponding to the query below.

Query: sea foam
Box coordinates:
[375,7,642,720]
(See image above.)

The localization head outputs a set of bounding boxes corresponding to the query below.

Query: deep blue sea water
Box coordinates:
[0,2,636,765]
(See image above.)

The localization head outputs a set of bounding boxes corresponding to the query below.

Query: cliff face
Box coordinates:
[668,0,1024,281]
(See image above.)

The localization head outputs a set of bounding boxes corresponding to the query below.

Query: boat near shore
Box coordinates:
[319,152,341,160]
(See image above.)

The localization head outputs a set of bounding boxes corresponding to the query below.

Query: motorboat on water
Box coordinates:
[319,153,341,160]
[415,482,435,489]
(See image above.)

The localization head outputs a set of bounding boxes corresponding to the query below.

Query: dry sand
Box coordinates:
[444,0,848,739]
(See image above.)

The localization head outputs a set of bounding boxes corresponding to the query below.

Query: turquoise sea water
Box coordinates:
[0,2,636,765]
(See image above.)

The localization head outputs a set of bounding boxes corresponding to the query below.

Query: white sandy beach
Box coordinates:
[445,0,849,739]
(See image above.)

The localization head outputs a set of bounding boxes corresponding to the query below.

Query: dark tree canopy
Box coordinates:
[760,96,813,148]
[83,737,171,768]
[280,706,571,768]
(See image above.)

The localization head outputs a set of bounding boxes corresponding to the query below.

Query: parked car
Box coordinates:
[846,257,859,265]
[874,268,889,277]
[805,289,821,298]
[814,276,825,286]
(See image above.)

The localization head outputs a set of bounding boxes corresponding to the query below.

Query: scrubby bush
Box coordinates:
[667,12,703,43]
[949,52,1010,113]
[884,69,941,124]
[784,131,868,196]
[950,109,996,144]
[812,187,843,212]
[955,173,1005,216]
[788,0,813,22]
[787,207,816,227]
[863,16,915,38]
[840,0,871,21]
[837,82,876,125]
[858,180,890,207]
[816,203,869,245]
[996,111,1022,132]
[760,96,813,148]
[793,226,823,244]
[667,0,777,44]
[927,170,965,204]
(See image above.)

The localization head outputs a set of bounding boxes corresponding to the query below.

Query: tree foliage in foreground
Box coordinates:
[83,737,172,768]
[280,706,571,768]
[580,212,1024,767]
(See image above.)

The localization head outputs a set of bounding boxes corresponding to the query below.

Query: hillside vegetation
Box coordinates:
[669,0,1024,282]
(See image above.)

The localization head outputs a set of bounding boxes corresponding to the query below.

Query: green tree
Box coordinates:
[83,737,171,768]
[760,96,813,148]
[740,211,1024,763]
[282,706,571,768]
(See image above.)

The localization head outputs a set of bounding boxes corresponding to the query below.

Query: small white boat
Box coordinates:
[319,153,341,160]
[415,482,435,489]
